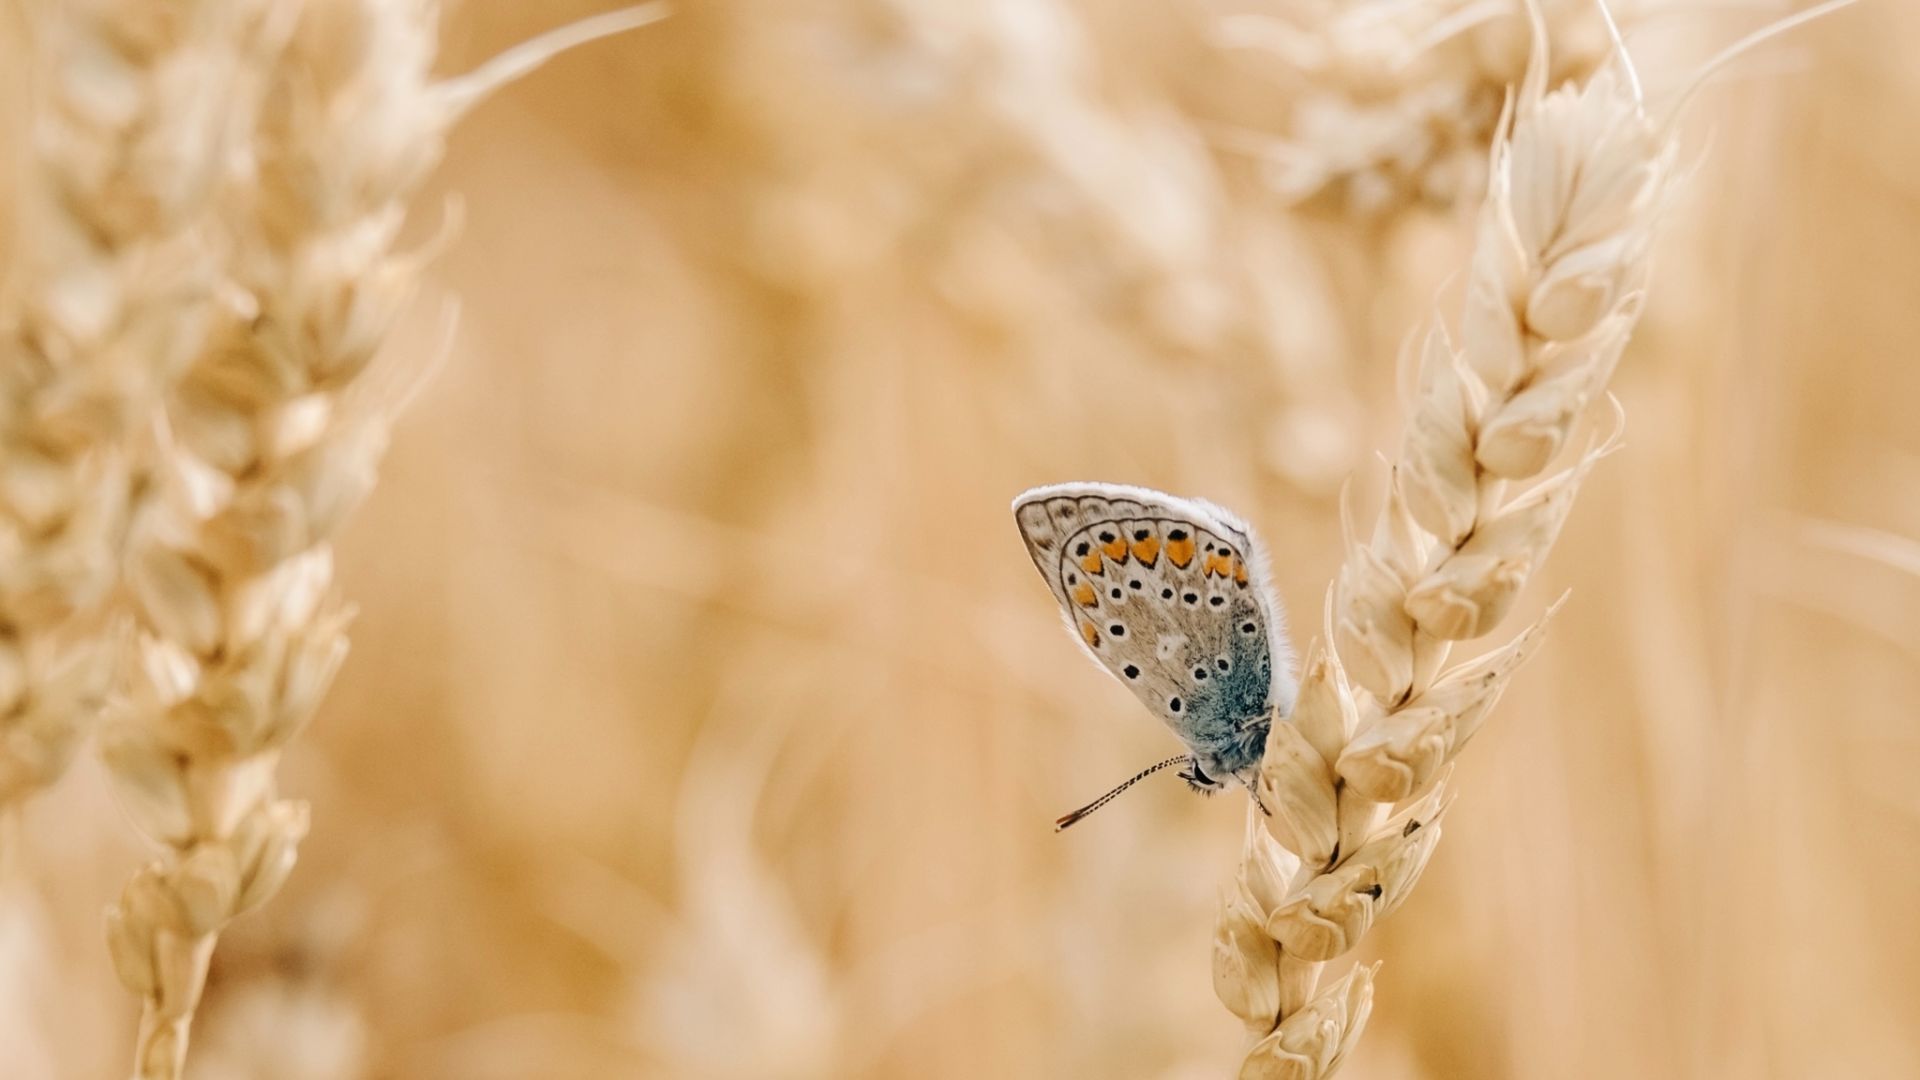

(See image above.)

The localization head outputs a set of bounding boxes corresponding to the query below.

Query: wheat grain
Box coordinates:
[0,0,288,818]
[1212,18,1679,1075]
[93,3,665,1075]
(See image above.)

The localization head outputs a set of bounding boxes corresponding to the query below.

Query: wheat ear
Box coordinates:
[1212,27,1679,1077]
[1215,0,1655,214]
[94,3,663,1075]
[0,1,283,818]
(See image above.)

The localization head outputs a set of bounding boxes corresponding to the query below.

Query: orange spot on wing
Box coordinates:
[1205,552,1233,577]
[1131,536,1160,566]
[1080,621,1100,647]
[1167,537,1195,567]
[1080,552,1104,574]
[1102,536,1128,562]
[1234,559,1249,586]
[1072,581,1098,607]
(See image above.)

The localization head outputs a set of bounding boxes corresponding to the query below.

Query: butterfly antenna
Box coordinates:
[1054,754,1190,832]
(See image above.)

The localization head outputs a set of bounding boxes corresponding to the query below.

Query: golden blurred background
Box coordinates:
[6,0,1919,1077]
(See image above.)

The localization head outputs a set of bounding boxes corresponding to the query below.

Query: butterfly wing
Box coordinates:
[1012,482,1296,776]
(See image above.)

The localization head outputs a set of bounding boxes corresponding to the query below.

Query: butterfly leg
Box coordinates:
[1248,786,1272,817]
[1229,766,1273,817]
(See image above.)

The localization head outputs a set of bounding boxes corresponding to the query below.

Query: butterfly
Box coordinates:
[1012,482,1297,829]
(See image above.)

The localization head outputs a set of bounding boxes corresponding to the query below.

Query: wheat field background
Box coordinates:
[3,1,1917,1078]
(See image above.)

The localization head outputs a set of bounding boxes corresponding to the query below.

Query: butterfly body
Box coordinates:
[1012,483,1296,799]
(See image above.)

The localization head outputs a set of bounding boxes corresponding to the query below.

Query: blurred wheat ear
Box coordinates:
[1213,0,1664,216]
[0,0,281,824]
[81,2,666,1077]
[1212,16,1681,1076]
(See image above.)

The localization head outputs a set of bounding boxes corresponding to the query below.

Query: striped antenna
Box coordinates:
[1053,754,1190,832]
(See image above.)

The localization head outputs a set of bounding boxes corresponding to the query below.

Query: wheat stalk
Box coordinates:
[1211,20,1680,1076]
[0,0,285,819]
[93,3,665,1075]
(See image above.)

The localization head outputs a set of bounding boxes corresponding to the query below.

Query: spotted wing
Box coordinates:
[1011,483,1295,755]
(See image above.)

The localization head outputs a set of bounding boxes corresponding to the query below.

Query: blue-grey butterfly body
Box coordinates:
[1013,483,1297,800]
